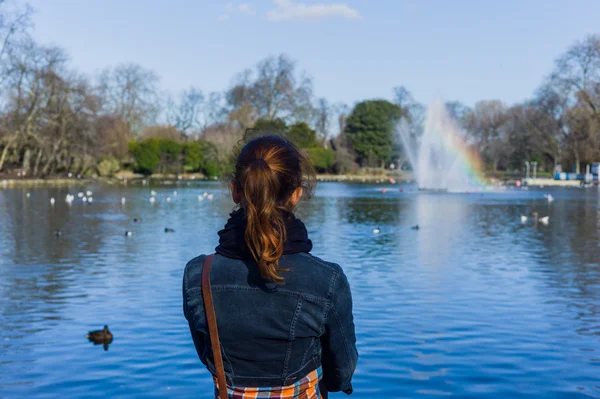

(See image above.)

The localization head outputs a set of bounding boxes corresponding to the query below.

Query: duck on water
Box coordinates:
[87,325,113,350]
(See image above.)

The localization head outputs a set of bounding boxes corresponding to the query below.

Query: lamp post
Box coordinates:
[532,161,538,180]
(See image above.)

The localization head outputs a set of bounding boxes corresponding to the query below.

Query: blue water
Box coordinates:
[1,182,599,398]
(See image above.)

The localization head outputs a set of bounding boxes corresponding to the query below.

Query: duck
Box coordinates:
[125,231,133,237]
[164,227,175,233]
[87,325,113,342]
[520,215,528,224]
[411,225,419,230]
[532,212,549,226]
[372,228,380,234]
[133,218,142,223]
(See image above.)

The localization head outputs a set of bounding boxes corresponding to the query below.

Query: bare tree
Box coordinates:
[226,54,314,124]
[97,63,160,135]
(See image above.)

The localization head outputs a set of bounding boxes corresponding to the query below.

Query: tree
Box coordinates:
[287,122,317,148]
[464,100,509,171]
[226,54,314,124]
[97,63,160,135]
[253,118,288,135]
[344,100,402,167]
[167,87,204,133]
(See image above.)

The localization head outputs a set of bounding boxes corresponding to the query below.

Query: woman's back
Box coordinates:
[182,135,357,397]
[183,251,355,390]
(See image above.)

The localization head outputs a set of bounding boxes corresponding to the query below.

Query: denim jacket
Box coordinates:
[183,252,358,394]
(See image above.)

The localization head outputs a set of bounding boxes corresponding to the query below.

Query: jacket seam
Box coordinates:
[282,297,303,377]
[211,285,328,304]
[331,305,356,371]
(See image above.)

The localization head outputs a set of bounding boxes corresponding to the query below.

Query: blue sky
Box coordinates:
[27,0,600,108]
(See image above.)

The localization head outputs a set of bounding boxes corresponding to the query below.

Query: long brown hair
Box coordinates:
[233,134,315,283]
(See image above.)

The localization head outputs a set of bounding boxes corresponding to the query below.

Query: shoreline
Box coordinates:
[1,175,594,188]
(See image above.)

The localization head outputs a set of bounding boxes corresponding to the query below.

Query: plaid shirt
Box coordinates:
[214,367,322,399]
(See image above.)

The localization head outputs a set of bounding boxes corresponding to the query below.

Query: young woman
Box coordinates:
[183,135,358,398]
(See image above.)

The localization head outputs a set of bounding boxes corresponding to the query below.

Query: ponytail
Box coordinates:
[233,135,315,283]
[242,158,287,283]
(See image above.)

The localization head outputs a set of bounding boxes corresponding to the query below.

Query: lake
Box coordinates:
[1,182,599,398]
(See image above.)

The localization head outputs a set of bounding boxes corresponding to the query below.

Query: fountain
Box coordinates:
[398,100,482,191]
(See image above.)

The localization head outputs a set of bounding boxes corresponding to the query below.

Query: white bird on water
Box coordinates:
[77,192,84,198]
[166,196,172,203]
[26,192,31,198]
[203,192,208,198]
[82,196,87,202]
[198,195,204,201]
[520,215,528,224]
[121,197,126,205]
[207,194,214,200]
[50,197,55,205]
[87,197,93,204]
[86,190,92,197]
[173,191,178,196]
[372,228,380,234]
[539,216,549,225]
[149,196,156,204]
[151,190,157,196]
[545,194,554,203]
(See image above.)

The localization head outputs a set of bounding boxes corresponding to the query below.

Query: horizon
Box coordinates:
[26,0,600,109]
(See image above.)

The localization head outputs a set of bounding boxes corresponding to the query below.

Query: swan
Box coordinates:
[77,192,84,198]
[198,195,204,201]
[521,215,528,224]
[87,197,93,203]
[173,191,178,196]
[539,216,549,225]
[86,190,92,197]
[149,197,156,204]
[166,196,171,203]
[151,190,157,196]
[546,194,554,203]
[82,196,87,202]
[203,192,208,198]
[207,194,214,200]
[372,228,380,234]
[50,197,55,205]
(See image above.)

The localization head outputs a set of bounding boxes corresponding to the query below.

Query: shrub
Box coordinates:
[97,157,121,177]
[129,141,160,175]
[306,148,335,173]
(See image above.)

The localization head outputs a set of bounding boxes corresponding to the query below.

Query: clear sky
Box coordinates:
[26,0,600,108]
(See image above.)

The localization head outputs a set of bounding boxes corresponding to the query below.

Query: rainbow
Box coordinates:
[399,99,484,191]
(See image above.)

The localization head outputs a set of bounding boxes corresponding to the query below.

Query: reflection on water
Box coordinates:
[1,183,599,398]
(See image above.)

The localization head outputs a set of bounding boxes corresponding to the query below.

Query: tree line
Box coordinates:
[1,2,599,178]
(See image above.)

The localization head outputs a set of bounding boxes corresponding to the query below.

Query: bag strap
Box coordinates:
[202,254,228,399]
